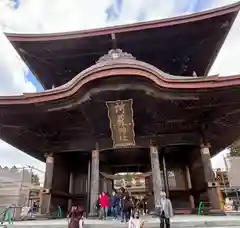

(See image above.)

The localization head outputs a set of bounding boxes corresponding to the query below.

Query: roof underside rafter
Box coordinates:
[5,2,240,89]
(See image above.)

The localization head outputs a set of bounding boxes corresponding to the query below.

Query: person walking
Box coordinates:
[99,192,109,220]
[119,187,130,222]
[68,206,84,228]
[96,194,102,219]
[156,191,173,228]
[31,201,38,218]
[122,196,133,222]
[110,191,120,220]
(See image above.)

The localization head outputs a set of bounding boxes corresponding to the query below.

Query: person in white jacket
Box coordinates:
[156,191,173,228]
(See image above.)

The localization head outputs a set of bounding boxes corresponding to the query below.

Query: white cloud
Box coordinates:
[209,1,240,168]
[0,0,239,171]
[0,32,35,95]
[0,0,113,171]
[210,14,240,76]
[211,149,229,170]
[0,0,112,33]
[0,7,38,170]
[0,141,45,170]
[106,0,177,25]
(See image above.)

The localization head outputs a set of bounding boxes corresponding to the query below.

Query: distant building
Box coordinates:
[0,166,42,211]
[215,169,229,188]
[227,157,240,188]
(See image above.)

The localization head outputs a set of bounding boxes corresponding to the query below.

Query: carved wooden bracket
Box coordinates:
[96,49,136,63]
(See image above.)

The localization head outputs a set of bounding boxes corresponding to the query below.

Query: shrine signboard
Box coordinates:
[106,99,135,148]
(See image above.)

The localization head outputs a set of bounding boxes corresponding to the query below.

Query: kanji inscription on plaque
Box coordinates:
[106,99,135,148]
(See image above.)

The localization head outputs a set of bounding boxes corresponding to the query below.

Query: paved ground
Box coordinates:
[2,215,240,227]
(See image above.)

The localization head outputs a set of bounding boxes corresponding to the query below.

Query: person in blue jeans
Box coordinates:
[110,191,120,220]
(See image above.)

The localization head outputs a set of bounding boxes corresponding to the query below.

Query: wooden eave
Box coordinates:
[5,2,240,41]
[0,59,240,106]
[4,2,240,89]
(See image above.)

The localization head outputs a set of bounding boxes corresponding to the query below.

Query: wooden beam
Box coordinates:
[0,124,25,129]
[111,164,146,168]
[186,101,240,110]
[51,132,199,152]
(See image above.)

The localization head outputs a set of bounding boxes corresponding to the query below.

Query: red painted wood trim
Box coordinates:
[0,60,239,105]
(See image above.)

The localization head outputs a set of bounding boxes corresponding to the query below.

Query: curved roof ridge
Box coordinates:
[0,59,240,104]
[5,2,240,41]
[20,59,238,97]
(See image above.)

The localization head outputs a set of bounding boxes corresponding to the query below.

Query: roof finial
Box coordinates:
[96,49,136,63]
[193,71,198,77]
[111,33,117,50]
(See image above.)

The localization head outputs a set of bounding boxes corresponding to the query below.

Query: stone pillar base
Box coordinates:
[208,209,226,216]
[88,212,98,217]
[41,194,51,214]
[207,186,221,210]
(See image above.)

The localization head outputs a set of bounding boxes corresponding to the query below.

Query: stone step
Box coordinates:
[5,224,240,228]
[4,215,240,228]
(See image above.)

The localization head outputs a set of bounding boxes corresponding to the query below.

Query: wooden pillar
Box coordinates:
[185,166,195,209]
[89,149,99,217]
[103,178,108,193]
[150,146,163,206]
[200,144,220,209]
[68,172,74,212]
[161,152,170,198]
[42,154,54,214]
[107,178,113,193]
[86,159,91,216]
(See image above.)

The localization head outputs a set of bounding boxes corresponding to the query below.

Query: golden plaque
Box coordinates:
[106,99,135,148]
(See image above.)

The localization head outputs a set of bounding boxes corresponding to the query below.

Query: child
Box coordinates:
[68,206,84,228]
[128,210,144,228]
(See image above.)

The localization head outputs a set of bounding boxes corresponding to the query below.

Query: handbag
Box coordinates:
[152,206,162,216]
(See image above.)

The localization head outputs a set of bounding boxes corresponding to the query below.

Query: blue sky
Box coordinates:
[12,0,21,9]
[26,71,43,91]
[106,0,213,23]
[0,0,239,171]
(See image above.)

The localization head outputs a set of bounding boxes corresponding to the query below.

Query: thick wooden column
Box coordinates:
[161,152,170,198]
[42,154,54,214]
[185,166,195,209]
[102,178,108,193]
[86,159,91,216]
[68,172,74,212]
[150,146,163,206]
[200,144,220,209]
[107,179,113,193]
[89,149,99,217]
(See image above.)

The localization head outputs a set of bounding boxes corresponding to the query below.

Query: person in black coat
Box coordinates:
[110,191,120,219]
[121,196,133,222]
[119,187,130,222]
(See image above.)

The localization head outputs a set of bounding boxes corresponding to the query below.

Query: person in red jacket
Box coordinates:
[100,192,109,220]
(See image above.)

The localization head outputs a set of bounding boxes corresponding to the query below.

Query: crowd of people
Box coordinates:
[96,187,147,222]
[67,188,173,228]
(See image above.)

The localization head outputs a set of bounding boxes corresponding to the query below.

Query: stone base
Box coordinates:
[208,209,226,216]
[191,208,226,216]
[9,215,240,227]
[88,212,98,218]
[41,194,51,214]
